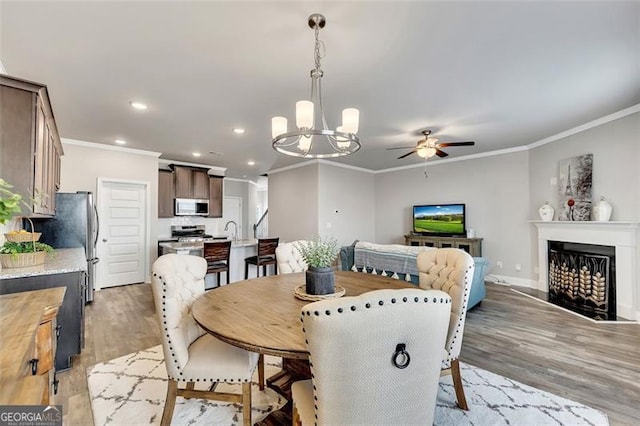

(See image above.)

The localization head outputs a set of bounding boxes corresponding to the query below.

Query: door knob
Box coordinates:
[102,238,108,242]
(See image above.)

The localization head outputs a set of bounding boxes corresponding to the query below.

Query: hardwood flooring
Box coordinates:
[57,282,639,425]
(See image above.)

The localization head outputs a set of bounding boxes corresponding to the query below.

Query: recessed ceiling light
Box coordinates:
[233,128,245,134]
[129,101,147,110]
[115,139,127,145]
[247,161,255,166]
[192,152,201,157]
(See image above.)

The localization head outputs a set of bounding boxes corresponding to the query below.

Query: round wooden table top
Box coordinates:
[192,271,416,360]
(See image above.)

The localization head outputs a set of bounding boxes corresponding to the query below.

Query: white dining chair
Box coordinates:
[291,288,452,425]
[276,240,309,274]
[417,248,475,410]
[151,254,264,426]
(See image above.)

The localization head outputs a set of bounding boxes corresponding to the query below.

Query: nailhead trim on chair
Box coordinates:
[299,293,451,425]
[153,270,251,383]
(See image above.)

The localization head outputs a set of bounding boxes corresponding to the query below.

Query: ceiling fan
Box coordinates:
[387,130,475,159]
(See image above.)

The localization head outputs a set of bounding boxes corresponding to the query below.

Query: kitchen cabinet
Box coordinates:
[0,271,85,371]
[0,75,63,217]
[172,165,210,199]
[158,169,175,218]
[208,176,224,218]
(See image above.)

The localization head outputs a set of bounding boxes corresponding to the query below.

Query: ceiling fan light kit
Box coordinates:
[271,13,361,158]
[389,129,475,160]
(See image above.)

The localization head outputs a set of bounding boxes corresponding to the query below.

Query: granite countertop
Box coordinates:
[0,247,87,280]
[159,239,258,251]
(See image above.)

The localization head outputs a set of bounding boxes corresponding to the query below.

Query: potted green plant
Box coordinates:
[0,179,53,268]
[296,236,339,295]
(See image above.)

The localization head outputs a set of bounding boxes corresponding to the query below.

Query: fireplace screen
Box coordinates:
[548,241,616,320]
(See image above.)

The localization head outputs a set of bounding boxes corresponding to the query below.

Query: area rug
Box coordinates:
[88,345,609,426]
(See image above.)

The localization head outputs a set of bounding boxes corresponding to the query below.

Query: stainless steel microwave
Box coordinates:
[175,198,209,216]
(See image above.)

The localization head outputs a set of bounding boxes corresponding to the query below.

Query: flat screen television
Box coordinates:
[413,203,466,236]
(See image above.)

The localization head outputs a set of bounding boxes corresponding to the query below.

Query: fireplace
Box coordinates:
[547,241,615,320]
[533,221,640,322]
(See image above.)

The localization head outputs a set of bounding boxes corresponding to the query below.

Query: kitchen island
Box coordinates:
[0,248,86,371]
[159,239,258,285]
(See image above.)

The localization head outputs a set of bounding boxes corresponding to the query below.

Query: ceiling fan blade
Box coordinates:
[386,146,416,150]
[437,141,475,147]
[435,149,449,158]
[397,150,416,159]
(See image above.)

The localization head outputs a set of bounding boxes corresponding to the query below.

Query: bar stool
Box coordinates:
[245,238,279,279]
[203,240,232,286]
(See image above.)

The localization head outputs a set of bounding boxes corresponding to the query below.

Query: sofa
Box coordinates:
[340,242,489,309]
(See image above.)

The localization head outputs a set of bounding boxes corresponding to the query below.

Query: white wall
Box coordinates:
[318,163,375,246]
[268,163,319,242]
[60,140,160,278]
[224,179,249,238]
[374,151,531,281]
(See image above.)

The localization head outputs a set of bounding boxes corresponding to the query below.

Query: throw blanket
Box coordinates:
[354,242,434,277]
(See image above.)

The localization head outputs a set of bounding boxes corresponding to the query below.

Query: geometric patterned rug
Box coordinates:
[87,345,609,425]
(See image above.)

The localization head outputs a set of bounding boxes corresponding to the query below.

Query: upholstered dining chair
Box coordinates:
[244,237,279,279]
[151,254,264,426]
[275,240,309,274]
[203,240,231,286]
[291,288,452,425]
[417,248,475,410]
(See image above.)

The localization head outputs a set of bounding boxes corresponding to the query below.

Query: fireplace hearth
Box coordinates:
[548,241,616,320]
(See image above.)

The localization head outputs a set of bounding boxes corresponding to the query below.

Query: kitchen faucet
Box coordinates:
[224,220,238,242]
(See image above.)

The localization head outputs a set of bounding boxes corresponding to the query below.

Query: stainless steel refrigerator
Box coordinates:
[30,192,99,302]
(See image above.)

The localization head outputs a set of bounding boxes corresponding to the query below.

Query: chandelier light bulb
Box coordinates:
[272,116,287,139]
[336,126,350,149]
[296,100,314,129]
[341,108,359,134]
[298,135,312,151]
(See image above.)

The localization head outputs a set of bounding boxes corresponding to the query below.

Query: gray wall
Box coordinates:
[224,179,250,238]
[374,151,531,280]
[318,163,376,246]
[528,112,640,221]
[268,164,319,242]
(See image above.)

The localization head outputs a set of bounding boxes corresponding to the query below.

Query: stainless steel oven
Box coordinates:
[175,198,209,216]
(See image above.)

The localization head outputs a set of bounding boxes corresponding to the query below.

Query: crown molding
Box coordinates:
[268,158,374,176]
[526,103,640,150]
[62,138,162,157]
[158,158,226,176]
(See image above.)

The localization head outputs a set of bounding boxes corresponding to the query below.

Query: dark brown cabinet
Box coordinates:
[158,170,175,218]
[208,176,223,218]
[0,75,63,217]
[172,165,209,199]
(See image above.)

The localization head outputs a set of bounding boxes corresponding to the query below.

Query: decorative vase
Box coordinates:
[538,202,554,222]
[593,197,612,222]
[305,266,335,295]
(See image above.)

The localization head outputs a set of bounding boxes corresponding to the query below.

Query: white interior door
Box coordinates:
[223,196,242,239]
[97,180,147,288]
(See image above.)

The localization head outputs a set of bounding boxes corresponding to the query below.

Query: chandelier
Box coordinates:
[271,13,361,158]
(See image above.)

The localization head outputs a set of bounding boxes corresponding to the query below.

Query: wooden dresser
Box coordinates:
[0,287,65,405]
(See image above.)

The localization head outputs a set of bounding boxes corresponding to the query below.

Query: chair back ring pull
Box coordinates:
[392,343,410,369]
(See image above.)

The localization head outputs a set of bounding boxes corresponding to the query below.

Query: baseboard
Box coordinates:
[486,274,537,288]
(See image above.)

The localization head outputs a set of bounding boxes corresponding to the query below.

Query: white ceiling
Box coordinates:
[2,1,639,178]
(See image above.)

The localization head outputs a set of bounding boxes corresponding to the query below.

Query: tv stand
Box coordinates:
[404,234,483,257]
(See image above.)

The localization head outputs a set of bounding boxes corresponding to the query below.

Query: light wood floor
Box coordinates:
[57,282,639,425]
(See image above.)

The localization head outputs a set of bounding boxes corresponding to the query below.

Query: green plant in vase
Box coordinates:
[297,236,339,295]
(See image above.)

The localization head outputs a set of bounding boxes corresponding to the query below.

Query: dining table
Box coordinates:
[191,270,416,425]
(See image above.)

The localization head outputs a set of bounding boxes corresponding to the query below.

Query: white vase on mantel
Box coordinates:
[538,202,554,222]
[593,197,612,222]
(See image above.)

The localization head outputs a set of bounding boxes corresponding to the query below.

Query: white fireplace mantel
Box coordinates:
[532,221,640,321]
